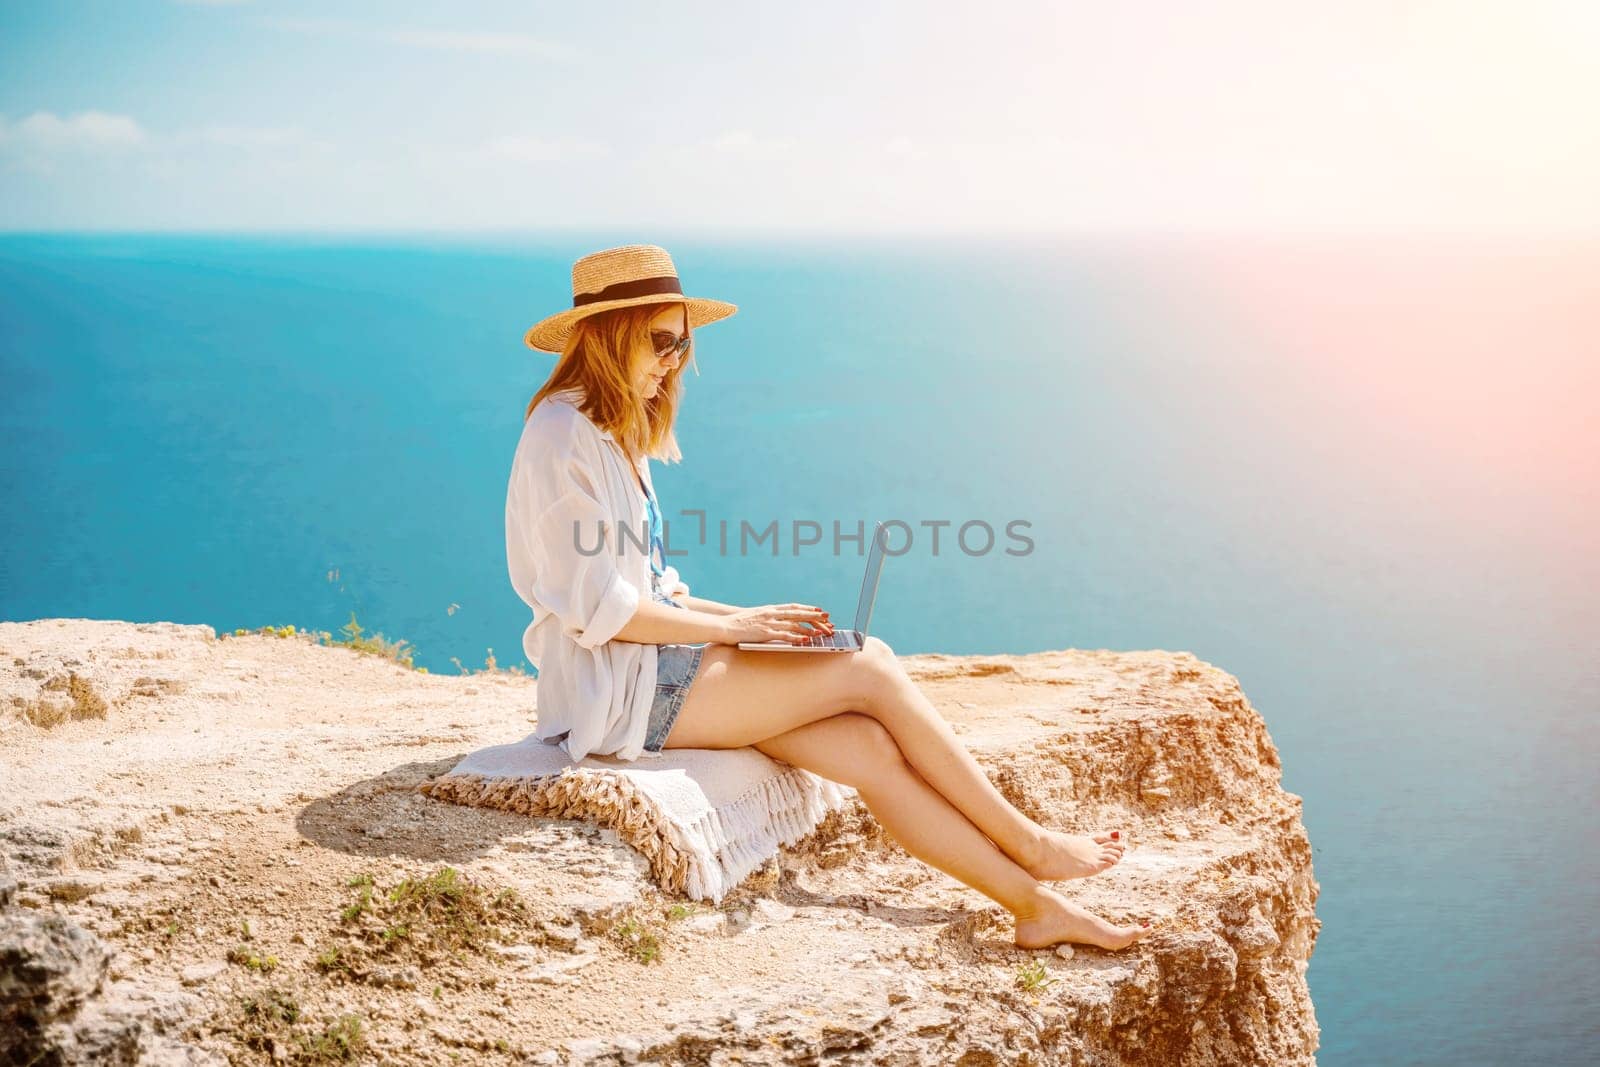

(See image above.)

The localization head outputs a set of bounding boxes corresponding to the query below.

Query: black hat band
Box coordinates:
[572,275,684,307]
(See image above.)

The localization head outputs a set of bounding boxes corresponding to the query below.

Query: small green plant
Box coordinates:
[315,866,534,989]
[293,1013,366,1062]
[239,987,300,1026]
[384,867,492,948]
[337,611,416,669]
[387,867,466,912]
[235,986,301,1056]
[341,873,375,924]
[227,943,280,972]
[612,916,662,964]
[449,646,527,676]
[1015,958,1054,992]
[313,944,352,976]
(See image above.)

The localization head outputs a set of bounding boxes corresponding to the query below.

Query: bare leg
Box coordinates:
[664,636,1125,881]
[745,712,1153,950]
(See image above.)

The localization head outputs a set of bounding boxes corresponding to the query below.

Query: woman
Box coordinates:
[508,244,1154,952]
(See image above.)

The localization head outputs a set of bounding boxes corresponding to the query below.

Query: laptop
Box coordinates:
[738,521,888,653]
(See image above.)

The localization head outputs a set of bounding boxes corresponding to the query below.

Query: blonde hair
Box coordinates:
[523,301,691,464]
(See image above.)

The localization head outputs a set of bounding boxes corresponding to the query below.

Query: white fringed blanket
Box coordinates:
[416,734,858,904]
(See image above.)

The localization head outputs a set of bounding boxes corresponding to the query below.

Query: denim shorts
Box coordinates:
[642,585,707,753]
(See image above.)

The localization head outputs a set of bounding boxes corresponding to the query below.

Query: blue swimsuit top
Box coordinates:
[635,468,667,582]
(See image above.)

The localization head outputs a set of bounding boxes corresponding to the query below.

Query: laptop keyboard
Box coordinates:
[799,629,859,649]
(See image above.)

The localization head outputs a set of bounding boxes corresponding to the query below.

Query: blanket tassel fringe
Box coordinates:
[416,765,855,904]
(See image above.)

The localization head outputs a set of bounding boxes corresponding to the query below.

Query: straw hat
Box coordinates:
[523,244,738,353]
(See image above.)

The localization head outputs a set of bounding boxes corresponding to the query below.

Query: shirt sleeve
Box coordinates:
[508,438,642,650]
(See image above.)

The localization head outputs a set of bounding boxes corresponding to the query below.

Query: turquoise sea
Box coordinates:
[2,232,1596,1065]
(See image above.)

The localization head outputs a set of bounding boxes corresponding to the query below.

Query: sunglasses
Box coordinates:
[651,331,692,360]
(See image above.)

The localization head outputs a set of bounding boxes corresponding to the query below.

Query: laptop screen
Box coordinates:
[854,522,888,637]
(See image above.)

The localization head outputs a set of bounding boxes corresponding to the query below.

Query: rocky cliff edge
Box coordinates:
[0,619,1320,1065]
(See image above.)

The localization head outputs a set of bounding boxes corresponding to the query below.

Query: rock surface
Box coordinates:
[0,618,1321,1064]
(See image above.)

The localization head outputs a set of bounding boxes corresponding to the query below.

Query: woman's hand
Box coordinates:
[716,603,833,645]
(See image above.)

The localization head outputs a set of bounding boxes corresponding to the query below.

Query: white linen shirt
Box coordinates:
[506,387,690,763]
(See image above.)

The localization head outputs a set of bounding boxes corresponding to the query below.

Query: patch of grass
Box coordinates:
[233,987,366,1064]
[293,1014,366,1062]
[236,986,301,1054]
[340,873,375,923]
[333,611,416,670]
[321,866,534,982]
[216,569,539,675]
[227,943,280,972]
[117,904,186,945]
[1014,958,1055,993]
[448,646,527,676]
[382,867,513,951]
[224,623,319,643]
[240,987,300,1026]
[664,902,711,922]
[449,647,491,674]
[219,610,424,672]
[611,915,663,965]
[312,944,352,977]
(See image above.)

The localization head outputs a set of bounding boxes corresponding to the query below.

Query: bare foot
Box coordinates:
[1012,887,1153,952]
[1020,828,1127,881]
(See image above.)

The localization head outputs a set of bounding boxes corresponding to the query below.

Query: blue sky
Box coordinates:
[2,0,1597,233]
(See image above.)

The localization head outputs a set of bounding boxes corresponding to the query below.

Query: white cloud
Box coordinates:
[3,110,147,149]
[0,111,148,175]
[0,110,343,186]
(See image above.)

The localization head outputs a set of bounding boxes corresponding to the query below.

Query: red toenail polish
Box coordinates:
[1111,831,1120,840]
